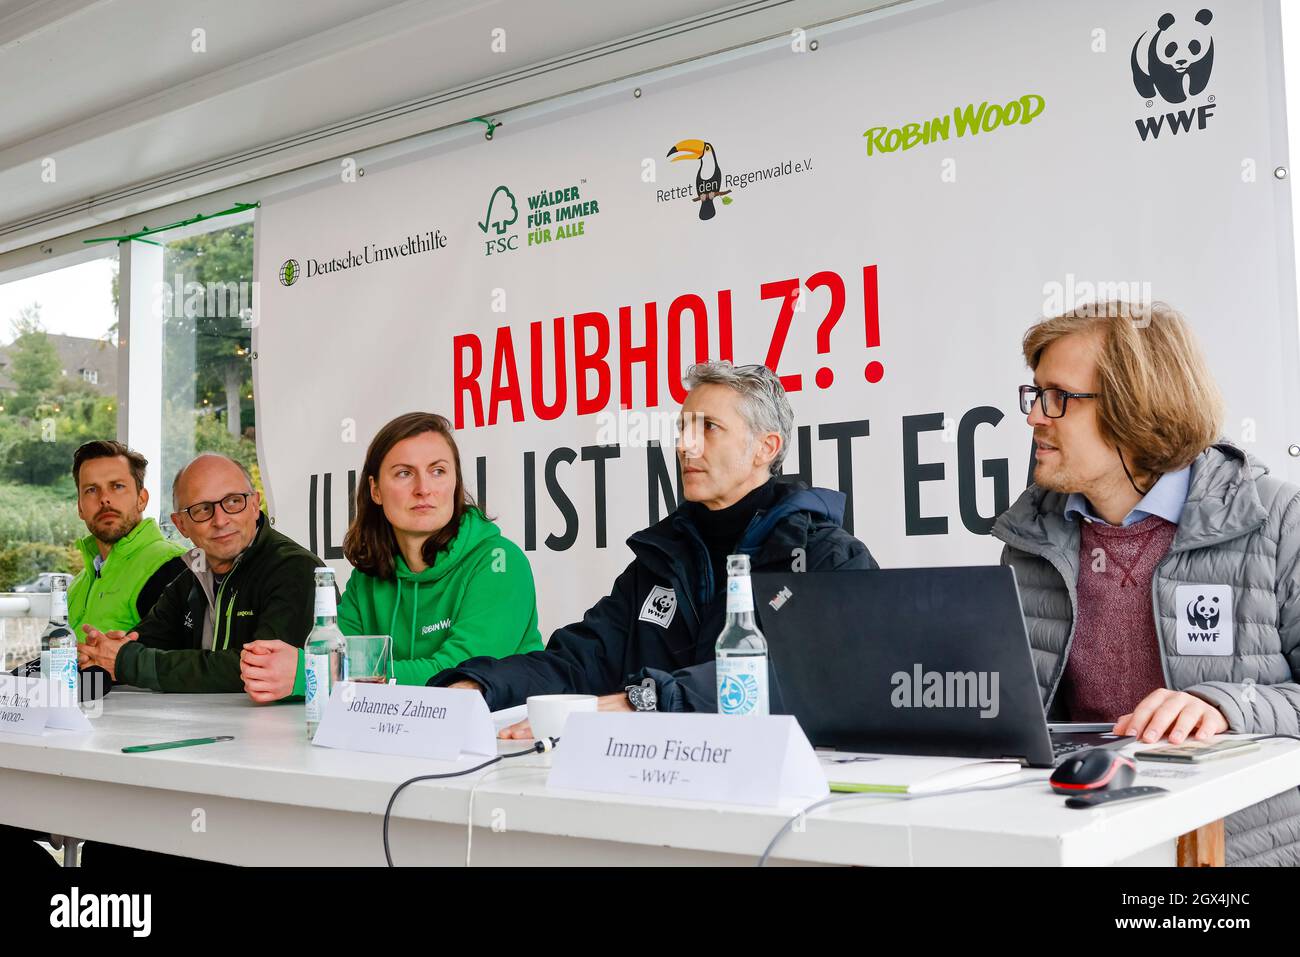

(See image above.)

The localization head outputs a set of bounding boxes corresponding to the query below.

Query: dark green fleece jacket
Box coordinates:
[116,515,322,692]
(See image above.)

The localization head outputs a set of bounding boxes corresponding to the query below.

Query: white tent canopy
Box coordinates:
[0,0,888,266]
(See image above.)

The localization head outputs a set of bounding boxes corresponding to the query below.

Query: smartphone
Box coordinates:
[1134,739,1260,764]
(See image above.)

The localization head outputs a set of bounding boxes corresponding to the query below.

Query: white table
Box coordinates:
[2,691,1298,866]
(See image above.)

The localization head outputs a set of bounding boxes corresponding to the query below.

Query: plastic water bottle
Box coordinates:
[715,554,769,716]
[304,567,344,740]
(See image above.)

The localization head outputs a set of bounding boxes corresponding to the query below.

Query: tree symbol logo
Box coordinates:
[478,186,518,235]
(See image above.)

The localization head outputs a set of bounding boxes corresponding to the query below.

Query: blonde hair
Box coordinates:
[1022,301,1222,479]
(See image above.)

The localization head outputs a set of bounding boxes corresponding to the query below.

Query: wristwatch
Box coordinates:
[625,677,658,712]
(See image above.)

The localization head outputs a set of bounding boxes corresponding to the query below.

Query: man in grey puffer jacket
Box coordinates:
[991,301,1300,866]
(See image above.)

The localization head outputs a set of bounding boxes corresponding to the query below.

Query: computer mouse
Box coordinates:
[1049,749,1136,794]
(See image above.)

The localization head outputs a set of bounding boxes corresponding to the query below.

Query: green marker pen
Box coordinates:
[121,736,234,753]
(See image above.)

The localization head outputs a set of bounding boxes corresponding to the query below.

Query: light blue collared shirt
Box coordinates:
[1064,465,1191,527]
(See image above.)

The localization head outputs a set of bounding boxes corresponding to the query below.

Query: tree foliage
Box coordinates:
[7,305,61,397]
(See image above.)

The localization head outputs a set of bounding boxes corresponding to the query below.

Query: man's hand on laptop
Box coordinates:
[497,692,635,740]
[1114,688,1228,744]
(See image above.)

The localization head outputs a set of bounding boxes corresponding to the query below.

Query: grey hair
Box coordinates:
[172,453,256,510]
[683,361,793,476]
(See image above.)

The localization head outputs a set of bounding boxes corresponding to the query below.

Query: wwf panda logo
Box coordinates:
[1185,593,1221,630]
[638,585,678,629]
[1131,9,1214,104]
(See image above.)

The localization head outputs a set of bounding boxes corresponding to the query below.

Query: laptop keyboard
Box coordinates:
[1052,739,1093,758]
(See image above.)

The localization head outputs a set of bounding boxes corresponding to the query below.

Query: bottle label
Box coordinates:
[725,575,754,614]
[50,590,68,623]
[314,585,337,619]
[716,655,769,716]
[49,647,78,703]
[304,653,331,723]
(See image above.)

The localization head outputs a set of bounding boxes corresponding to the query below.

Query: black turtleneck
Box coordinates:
[691,478,781,593]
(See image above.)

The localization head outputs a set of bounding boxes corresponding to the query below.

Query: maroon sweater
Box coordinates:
[1062,515,1178,721]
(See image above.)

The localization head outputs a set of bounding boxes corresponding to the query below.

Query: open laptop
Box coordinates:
[751,566,1131,768]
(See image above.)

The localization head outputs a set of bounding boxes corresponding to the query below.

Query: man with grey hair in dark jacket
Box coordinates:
[993,301,1300,866]
[432,360,878,728]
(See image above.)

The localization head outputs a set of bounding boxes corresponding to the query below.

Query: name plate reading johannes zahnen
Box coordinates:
[311,683,495,760]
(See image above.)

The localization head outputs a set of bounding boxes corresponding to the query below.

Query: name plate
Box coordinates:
[0,675,93,736]
[548,712,828,807]
[311,683,495,760]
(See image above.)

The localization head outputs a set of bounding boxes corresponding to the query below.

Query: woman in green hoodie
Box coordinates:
[240,412,542,700]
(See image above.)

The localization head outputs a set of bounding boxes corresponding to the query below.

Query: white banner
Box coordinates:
[255,0,1300,637]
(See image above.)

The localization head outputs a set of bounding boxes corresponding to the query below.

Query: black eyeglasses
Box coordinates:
[180,492,253,523]
[1019,385,1100,419]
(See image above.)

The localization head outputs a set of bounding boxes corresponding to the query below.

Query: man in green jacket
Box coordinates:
[67,440,188,653]
[12,440,187,689]
[1,441,189,867]
[79,453,323,692]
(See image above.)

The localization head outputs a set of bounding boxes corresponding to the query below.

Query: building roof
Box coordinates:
[0,333,117,396]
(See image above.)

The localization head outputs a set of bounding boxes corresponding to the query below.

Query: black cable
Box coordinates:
[379,733,1300,866]
[383,738,557,867]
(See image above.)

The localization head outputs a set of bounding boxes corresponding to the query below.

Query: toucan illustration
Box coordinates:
[667,139,731,220]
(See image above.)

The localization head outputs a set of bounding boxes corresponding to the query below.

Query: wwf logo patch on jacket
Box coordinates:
[638,585,678,629]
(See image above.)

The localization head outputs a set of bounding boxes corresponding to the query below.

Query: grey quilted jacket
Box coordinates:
[991,442,1300,866]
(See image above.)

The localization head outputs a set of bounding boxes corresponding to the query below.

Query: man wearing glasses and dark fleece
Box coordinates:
[79,453,323,693]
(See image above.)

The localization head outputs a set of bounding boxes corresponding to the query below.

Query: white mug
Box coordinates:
[527,693,597,741]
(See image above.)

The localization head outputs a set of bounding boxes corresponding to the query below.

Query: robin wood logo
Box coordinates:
[862,93,1046,156]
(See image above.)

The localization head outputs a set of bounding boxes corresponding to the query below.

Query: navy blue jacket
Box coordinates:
[430,481,877,711]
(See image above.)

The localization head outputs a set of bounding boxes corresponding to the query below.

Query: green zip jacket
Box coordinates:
[290,507,542,693]
[117,514,323,692]
[67,518,187,638]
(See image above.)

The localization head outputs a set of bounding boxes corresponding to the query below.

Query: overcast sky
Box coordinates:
[0,258,117,346]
